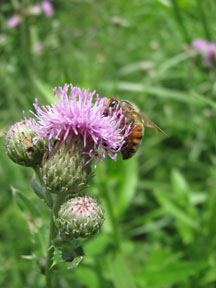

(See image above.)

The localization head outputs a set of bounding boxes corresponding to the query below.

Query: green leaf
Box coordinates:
[107,252,136,288]
[67,256,84,270]
[52,246,84,270]
[170,169,198,215]
[84,233,110,256]
[62,244,84,263]
[116,157,138,217]
[170,170,199,242]
[136,261,206,287]
[51,246,64,269]
[171,169,189,197]
[154,189,199,230]
[200,265,216,285]
[52,240,84,269]
[135,246,205,287]
[11,186,47,256]
[74,266,100,288]
[11,186,39,217]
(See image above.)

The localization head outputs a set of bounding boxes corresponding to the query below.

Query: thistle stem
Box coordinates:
[46,209,56,288]
[45,194,64,288]
[34,166,43,184]
[45,190,53,208]
[34,168,65,287]
[34,166,53,208]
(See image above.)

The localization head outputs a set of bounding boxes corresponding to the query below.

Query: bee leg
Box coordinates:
[122,136,129,149]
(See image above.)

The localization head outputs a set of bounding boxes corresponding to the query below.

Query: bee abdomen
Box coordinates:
[121,149,134,160]
[121,140,142,160]
[136,135,143,140]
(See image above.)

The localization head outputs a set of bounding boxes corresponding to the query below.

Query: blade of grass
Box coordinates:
[103,81,204,105]
[32,78,54,104]
[191,90,216,109]
[196,0,211,40]
[157,50,197,75]
[171,0,191,43]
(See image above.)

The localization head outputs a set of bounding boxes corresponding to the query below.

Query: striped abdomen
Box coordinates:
[121,122,144,160]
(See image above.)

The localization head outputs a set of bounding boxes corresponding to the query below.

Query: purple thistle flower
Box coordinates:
[192,38,216,67]
[41,0,54,17]
[30,84,129,164]
[192,38,208,51]
[7,14,21,28]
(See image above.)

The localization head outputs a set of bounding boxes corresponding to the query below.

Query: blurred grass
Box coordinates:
[1,0,216,287]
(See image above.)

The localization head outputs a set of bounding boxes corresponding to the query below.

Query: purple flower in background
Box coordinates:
[7,1,54,28]
[41,0,54,17]
[192,38,216,66]
[7,14,21,28]
[30,84,129,163]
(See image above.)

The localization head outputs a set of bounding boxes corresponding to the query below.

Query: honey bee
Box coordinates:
[104,97,166,160]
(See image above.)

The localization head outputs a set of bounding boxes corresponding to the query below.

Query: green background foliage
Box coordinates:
[1,0,216,287]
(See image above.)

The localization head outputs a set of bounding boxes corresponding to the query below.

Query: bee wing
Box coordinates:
[136,112,168,136]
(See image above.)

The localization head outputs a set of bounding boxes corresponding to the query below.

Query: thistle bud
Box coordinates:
[5,120,47,167]
[41,137,92,195]
[56,196,104,239]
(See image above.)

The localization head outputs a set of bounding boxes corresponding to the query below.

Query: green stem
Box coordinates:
[34,166,53,208]
[45,194,65,288]
[34,168,64,286]
[45,190,54,208]
[34,166,43,184]
[46,209,56,288]
[171,0,191,43]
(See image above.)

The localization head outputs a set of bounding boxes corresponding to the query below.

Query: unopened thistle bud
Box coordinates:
[56,196,104,239]
[5,120,47,167]
[41,137,92,194]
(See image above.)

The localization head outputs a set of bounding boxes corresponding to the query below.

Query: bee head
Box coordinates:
[104,98,119,116]
[109,99,118,110]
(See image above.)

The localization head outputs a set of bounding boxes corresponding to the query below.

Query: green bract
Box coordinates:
[56,196,104,239]
[41,137,92,195]
[5,120,47,167]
